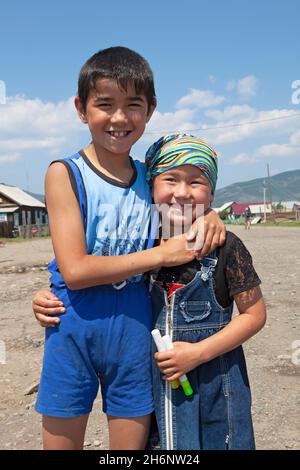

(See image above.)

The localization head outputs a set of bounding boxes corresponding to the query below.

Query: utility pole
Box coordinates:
[263,180,267,222]
[267,164,272,213]
[25,166,30,193]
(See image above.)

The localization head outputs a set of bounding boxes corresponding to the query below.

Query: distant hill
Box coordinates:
[213,169,300,207]
[24,191,45,203]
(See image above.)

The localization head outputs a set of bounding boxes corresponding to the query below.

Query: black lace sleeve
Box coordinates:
[224,232,261,298]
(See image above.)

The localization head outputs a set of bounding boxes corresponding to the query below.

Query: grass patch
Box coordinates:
[261,221,300,227]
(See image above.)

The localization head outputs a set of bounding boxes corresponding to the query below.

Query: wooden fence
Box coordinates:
[0,221,14,237]
[266,211,298,222]
[0,223,50,238]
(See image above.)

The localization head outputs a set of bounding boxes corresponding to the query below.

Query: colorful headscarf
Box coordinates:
[145,133,218,193]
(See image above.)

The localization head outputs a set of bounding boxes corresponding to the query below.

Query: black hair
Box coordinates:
[77,46,156,111]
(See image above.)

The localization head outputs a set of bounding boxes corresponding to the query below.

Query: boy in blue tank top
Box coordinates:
[33,47,225,450]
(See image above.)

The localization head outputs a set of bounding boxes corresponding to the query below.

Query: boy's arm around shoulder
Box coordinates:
[46,163,161,289]
[46,163,195,290]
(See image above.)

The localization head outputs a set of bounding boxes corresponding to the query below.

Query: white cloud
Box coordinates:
[143,103,300,152]
[176,88,225,109]
[257,143,300,157]
[205,105,255,122]
[237,75,258,98]
[256,128,300,158]
[203,107,300,146]
[145,108,201,142]
[0,153,21,164]
[290,129,300,145]
[226,75,258,99]
[257,126,300,158]
[229,153,254,165]
[0,96,82,135]
[2,92,299,175]
[226,80,236,91]
[208,75,217,84]
[0,137,66,152]
[0,95,88,161]
[0,80,6,104]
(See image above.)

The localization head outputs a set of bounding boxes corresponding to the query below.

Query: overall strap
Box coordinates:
[198,248,219,282]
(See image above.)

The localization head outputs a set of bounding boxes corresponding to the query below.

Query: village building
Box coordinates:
[213,199,300,223]
[214,201,273,223]
[0,183,49,238]
[295,204,300,222]
[273,200,300,212]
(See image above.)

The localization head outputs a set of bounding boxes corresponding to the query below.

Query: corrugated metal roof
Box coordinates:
[220,201,234,211]
[0,184,45,208]
[249,203,272,214]
[231,203,250,216]
[273,201,300,210]
[0,206,19,213]
[213,201,235,213]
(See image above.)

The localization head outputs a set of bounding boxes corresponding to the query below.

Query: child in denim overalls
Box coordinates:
[145,134,266,450]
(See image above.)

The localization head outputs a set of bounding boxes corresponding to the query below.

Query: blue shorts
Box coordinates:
[35,282,154,418]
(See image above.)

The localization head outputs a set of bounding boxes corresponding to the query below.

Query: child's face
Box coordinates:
[75,78,155,157]
[153,165,213,231]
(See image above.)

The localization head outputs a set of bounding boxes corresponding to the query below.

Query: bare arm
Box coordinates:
[46,163,195,290]
[155,286,266,380]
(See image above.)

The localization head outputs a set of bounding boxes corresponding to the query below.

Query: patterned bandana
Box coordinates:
[145,133,218,193]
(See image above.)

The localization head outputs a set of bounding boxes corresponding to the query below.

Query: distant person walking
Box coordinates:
[244,207,251,230]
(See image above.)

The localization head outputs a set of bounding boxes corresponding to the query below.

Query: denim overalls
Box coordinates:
[150,252,255,450]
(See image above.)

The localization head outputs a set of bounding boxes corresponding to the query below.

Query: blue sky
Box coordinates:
[0,0,300,193]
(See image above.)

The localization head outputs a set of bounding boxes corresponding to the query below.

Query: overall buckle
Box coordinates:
[112,280,127,290]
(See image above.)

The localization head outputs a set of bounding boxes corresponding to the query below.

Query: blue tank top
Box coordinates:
[48,151,153,289]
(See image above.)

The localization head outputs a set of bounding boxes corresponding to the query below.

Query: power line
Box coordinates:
[144,112,300,135]
[267,143,300,148]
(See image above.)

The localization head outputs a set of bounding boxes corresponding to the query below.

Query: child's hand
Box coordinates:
[186,208,226,259]
[32,289,65,327]
[154,341,203,381]
[159,235,196,267]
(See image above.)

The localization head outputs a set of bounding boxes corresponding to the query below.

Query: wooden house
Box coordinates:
[0,183,49,238]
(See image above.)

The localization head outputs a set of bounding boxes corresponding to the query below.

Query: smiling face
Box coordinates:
[75,78,155,159]
[153,165,213,234]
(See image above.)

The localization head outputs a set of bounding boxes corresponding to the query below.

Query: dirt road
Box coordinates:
[0,226,299,450]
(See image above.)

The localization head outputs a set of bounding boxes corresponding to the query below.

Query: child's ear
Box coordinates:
[74,96,88,123]
[146,98,157,123]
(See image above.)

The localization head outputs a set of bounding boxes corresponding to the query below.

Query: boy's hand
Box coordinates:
[186,208,226,259]
[32,289,65,327]
[159,235,195,267]
[154,341,203,381]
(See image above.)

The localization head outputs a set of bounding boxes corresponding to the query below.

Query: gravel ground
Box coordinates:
[0,226,299,450]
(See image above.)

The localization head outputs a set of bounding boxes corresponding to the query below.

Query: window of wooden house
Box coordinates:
[31,210,36,225]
